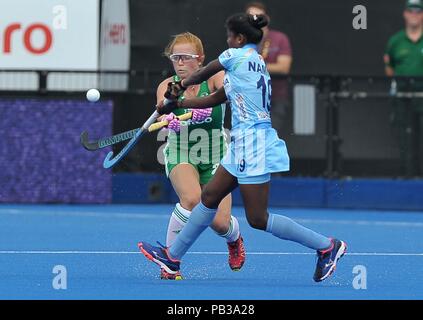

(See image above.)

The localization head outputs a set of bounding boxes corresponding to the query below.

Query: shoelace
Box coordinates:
[316,251,331,268]
[229,246,238,258]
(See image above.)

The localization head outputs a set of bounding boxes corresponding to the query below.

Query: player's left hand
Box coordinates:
[160,113,181,132]
[167,118,181,133]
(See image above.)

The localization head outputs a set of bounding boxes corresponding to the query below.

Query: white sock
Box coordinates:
[216,215,240,243]
[166,203,190,247]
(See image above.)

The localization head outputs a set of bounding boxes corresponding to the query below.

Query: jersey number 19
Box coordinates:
[257,75,271,112]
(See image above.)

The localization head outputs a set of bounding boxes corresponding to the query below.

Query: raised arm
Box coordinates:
[210,70,225,91]
[156,77,172,104]
[155,77,174,119]
[181,59,224,87]
[179,87,227,109]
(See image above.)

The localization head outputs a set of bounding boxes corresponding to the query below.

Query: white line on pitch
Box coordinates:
[0,251,422,257]
[1,209,423,227]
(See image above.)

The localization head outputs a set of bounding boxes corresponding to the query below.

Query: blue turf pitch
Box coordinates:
[0,204,422,300]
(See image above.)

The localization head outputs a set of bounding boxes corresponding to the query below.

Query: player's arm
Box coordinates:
[156,77,173,103]
[179,87,227,109]
[210,70,225,91]
[181,59,224,88]
[266,55,292,74]
[156,77,174,120]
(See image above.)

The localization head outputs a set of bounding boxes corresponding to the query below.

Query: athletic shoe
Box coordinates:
[160,268,183,280]
[313,238,347,282]
[227,235,246,271]
[138,241,181,277]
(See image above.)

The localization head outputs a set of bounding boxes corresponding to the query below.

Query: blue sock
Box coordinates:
[266,213,331,250]
[169,202,217,259]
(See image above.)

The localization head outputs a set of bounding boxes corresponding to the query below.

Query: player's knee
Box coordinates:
[211,213,230,234]
[245,214,267,230]
[200,188,219,209]
[180,195,201,211]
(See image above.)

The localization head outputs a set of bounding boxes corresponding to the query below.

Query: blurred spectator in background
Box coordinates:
[384,0,423,177]
[245,2,292,137]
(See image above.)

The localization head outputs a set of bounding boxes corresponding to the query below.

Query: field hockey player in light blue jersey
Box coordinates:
[139,13,347,282]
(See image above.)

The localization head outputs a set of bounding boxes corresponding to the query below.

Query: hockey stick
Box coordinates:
[80,110,193,151]
[102,109,192,169]
[80,128,139,151]
[147,111,192,132]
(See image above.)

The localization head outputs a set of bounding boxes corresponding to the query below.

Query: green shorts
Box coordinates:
[165,161,220,185]
[163,140,226,185]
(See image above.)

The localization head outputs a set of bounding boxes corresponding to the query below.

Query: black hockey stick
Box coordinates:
[80,110,193,151]
[102,111,192,169]
[80,128,139,151]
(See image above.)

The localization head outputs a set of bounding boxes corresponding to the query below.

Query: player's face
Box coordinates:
[170,43,203,79]
[404,9,423,27]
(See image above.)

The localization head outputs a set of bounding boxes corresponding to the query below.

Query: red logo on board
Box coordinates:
[3,23,53,55]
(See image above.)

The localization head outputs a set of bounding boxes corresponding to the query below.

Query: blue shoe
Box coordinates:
[138,241,181,277]
[313,238,347,282]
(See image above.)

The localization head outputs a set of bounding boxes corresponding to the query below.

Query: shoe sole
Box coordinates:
[161,273,183,280]
[316,241,347,282]
[230,262,245,271]
[137,242,181,278]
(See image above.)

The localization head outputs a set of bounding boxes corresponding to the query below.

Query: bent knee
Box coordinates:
[211,212,231,234]
[211,220,229,235]
[246,214,268,231]
[200,189,220,209]
[180,195,201,211]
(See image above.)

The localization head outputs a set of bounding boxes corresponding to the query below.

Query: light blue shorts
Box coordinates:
[221,125,290,184]
[237,173,271,184]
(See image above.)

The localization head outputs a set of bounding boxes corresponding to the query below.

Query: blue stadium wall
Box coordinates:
[0,98,113,204]
[113,173,423,211]
[2,98,422,210]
